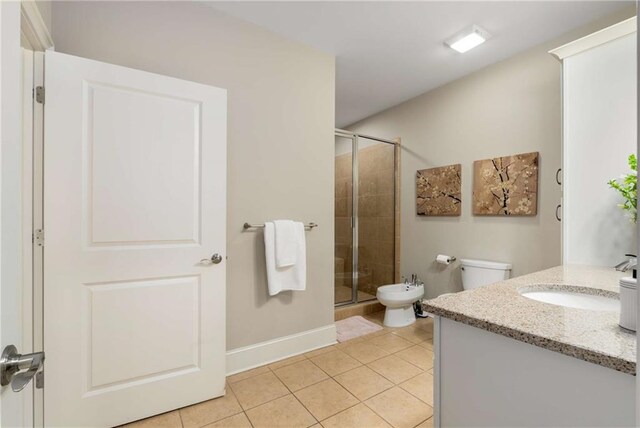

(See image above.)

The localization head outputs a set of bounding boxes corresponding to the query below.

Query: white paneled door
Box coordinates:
[43,51,227,427]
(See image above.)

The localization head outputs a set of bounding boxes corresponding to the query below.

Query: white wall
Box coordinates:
[562,32,637,266]
[50,1,336,352]
[637,16,640,428]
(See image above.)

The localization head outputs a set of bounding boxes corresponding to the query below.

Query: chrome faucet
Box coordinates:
[615,254,637,272]
[402,274,422,290]
[409,274,423,286]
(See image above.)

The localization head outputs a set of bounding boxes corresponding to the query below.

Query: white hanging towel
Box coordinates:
[264,221,307,296]
[273,220,297,267]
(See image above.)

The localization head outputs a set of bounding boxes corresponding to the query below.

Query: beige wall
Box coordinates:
[50,1,335,349]
[35,1,51,34]
[349,7,635,298]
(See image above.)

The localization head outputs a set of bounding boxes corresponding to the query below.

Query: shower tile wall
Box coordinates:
[335,143,396,302]
[335,152,354,303]
[358,144,396,295]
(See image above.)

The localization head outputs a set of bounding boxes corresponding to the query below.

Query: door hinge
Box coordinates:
[35,370,44,389]
[34,86,45,104]
[33,229,44,247]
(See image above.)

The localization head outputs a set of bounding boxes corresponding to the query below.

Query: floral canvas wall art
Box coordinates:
[416,164,462,216]
[473,152,539,216]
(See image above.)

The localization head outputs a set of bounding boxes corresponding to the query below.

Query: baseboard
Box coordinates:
[226,324,337,375]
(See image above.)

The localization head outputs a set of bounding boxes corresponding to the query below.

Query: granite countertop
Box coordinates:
[423,265,637,375]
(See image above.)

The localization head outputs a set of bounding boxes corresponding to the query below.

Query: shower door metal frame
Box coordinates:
[334,129,398,307]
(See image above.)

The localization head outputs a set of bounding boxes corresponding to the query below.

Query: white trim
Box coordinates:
[549,16,636,61]
[20,1,53,52]
[561,62,569,264]
[433,316,441,428]
[226,324,337,375]
[32,50,45,428]
[20,47,34,428]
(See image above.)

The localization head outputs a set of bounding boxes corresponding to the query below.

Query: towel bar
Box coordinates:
[243,222,318,230]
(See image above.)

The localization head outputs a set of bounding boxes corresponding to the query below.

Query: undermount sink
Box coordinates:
[519,287,620,312]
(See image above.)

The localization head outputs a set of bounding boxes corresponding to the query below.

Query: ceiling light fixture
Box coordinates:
[445,25,491,53]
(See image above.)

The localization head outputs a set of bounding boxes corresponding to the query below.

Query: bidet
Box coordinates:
[376,283,425,327]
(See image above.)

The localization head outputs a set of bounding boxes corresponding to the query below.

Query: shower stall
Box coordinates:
[334,129,399,306]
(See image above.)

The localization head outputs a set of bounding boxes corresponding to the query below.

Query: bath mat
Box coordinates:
[336,315,383,342]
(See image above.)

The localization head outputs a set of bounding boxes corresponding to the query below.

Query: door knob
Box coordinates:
[200,253,223,265]
[0,345,45,392]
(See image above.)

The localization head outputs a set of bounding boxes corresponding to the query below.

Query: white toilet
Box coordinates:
[460,259,512,290]
[376,283,424,327]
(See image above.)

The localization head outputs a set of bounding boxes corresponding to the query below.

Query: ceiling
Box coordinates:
[210,1,631,127]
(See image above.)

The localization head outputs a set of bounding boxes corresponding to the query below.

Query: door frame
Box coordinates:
[20,48,45,428]
[17,2,52,427]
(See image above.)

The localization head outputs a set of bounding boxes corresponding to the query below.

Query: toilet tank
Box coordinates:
[460,259,512,290]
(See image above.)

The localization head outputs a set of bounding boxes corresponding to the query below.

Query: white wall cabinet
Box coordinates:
[551,18,637,266]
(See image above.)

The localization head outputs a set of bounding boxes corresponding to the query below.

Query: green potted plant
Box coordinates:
[608,154,637,223]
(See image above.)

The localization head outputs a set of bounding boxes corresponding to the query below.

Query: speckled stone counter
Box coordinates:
[423,265,637,375]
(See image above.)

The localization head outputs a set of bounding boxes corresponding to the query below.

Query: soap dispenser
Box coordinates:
[617,254,637,332]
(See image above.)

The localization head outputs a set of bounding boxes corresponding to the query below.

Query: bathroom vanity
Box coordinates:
[424,266,636,427]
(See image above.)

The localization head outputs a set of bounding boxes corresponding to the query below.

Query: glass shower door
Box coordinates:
[334,134,355,305]
[334,131,397,306]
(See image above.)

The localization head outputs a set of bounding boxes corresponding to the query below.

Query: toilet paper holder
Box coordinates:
[435,254,457,265]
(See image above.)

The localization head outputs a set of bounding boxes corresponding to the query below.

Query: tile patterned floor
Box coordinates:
[124,312,434,428]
